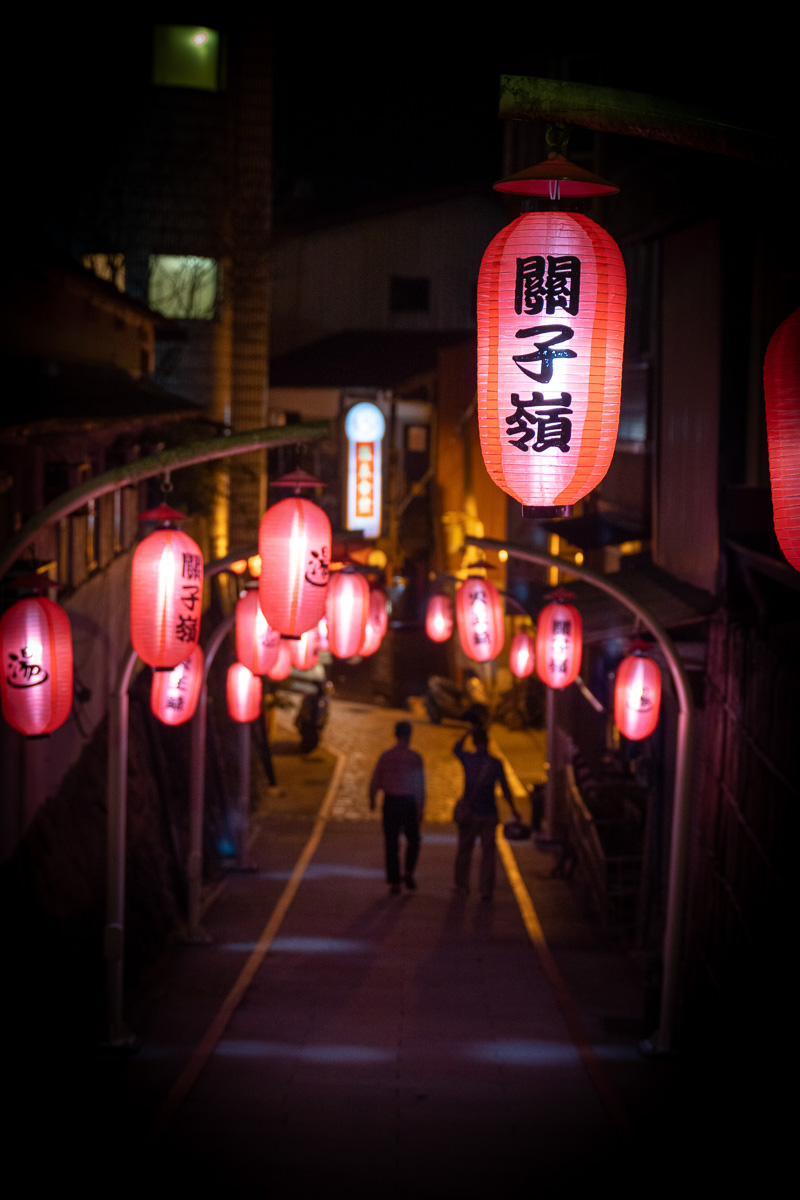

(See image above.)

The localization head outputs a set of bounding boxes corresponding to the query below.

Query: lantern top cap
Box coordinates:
[139,503,188,524]
[7,571,64,592]
[494,154,619,198]
[271,468,326,491]
[544,587,577,604]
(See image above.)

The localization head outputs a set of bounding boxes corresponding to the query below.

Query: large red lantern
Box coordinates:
[131,509,204,668]
[614,653,662,741]
[536,598,582,689]
[267,640,293,682]
[477,211,626,516]
[151,644,204,726]
[235,589,280,676]
[227,662,262,723]
[425,594,453,643]
[290,628,320,672]
[327,571,370,660]
[1,596,73,735]
[764,307,800,570]
[369,590,389,639]
[509,630,535,679]
[358,612,382,658]
[455,577,504,663]
[258,497,331,636]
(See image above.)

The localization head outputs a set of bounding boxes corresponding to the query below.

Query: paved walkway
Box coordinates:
[38,700,767,1195]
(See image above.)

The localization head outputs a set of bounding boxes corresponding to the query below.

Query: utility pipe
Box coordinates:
[466,535,694,1055]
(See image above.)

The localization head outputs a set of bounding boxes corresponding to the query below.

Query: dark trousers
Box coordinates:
[382,795,420,885]
[454,814,498,895]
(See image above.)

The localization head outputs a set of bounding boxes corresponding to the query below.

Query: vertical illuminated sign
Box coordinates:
[345,402,386,538]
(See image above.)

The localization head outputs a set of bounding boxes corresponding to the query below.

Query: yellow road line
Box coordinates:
[493,746,632,1140]
[149,747,347,1140]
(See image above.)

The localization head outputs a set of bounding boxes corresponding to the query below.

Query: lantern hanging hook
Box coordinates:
[546,124,569,156]
[160,469,173,496]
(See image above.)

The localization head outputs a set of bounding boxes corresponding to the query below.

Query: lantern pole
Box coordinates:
[105,644,139,1048]
[187,611,235,942]
[466,535,694,1056]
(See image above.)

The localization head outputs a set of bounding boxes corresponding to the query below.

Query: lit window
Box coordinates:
[152,25,221,91]
[83,253,126,293]
[148,255,217,320]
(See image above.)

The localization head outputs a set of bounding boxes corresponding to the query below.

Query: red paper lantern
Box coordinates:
[267,640,293,682]
[358,613,382,658]
[1,597,73,735]
[151,644,204,726]
[369,589,389,639]
[764,307,800,570]
[455,577,504,663]
[614,653,662,741]
[235,589,280,676]
[317,616,329,652]
[327,571,370,659]
[290,628,320,671]
[258,497,331,636]
[510,630,535,679]
[227,662,262,723]
[425,595,453,643]
[131,527,204,668]
[477,211,626,515]
[536,599,582,689]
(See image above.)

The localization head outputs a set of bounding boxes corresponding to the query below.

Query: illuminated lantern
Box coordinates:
[151,644,204,727]
[425,594,453,643]
[358,614,382,658]
[536,598,582,689]
[510,630,535,679]
[614,653,662,741]
[290,628,320,671]
[764,307,800,570]
[477,212,626,516]
[131,511,204,668]
[0,597,73,735]
[327,571,369,659]
[369,590,389,639]
[317,615,330,652]
[258,496,331,636]
[455,577,504,663]
[267,640,293,682]
[235,589,280,676]
[227,662,262,723]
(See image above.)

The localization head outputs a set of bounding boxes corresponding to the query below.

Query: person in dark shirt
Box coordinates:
[453,728,521,899]
[369,721,426,894]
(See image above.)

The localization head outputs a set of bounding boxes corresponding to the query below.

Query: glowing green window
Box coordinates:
[148,256,218,320]
[152,25,221,92]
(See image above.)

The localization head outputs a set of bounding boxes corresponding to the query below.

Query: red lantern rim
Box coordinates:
[138,503,188,524]
[270,468,326,490]
[493,154,619,198]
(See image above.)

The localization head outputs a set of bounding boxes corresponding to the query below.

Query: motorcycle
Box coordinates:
[424,672,489,728]
[295,681,332,753]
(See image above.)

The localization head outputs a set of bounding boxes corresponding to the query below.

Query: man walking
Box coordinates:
[453,728,521,900]
[369,721,426,894]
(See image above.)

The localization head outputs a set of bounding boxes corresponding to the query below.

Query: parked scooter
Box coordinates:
[295,680,332,753]
[424,671,488,728]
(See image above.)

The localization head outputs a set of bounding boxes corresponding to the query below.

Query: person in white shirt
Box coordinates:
[369,721,426,894]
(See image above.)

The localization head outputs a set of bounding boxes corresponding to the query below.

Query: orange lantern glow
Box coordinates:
[267,640,293,682]
[227,662,262,723]
[290,628,320,672]
[258,497,331,636]
[1,596,73,735]
[509,630,535,679]
[425,594,453,643]
[327,571,370,660]
[614,653,662,741]
[455,577,504,663]
[131,512,204,668]
[477,212,626,516]
[764,307,800,570]
[235,589,280,676]
[151,644,204,726]
[536,598,582,689]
